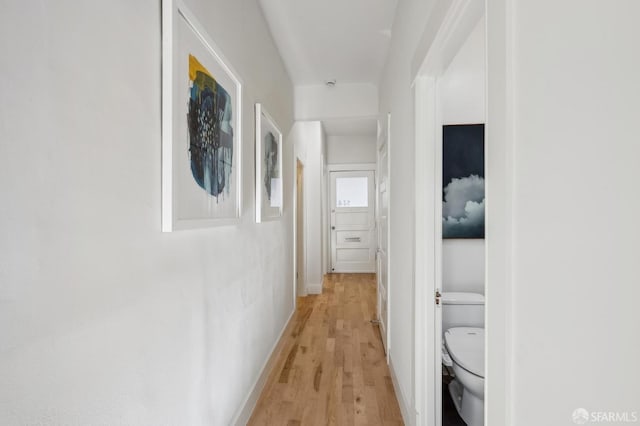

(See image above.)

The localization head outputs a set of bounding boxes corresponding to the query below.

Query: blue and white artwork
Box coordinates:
[161,1,242,231]
[187,54,234,200]
[442,124,485,239]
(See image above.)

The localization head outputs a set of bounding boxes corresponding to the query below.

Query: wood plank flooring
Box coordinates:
[248,273,404,426]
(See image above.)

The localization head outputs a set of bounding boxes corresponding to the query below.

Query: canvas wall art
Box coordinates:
[442,124,485,239]
[162,0,242,231]
[255,103,283,222]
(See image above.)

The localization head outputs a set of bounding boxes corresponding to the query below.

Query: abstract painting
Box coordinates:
[442,124,484,239]
[162,0,242,231]
[187,54,233,199]
[255,103,283,222]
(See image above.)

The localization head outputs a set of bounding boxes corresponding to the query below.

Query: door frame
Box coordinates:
[376,114,391,362]
[411,0,489,425]
[293,157,307,299]
[326,163,377,274]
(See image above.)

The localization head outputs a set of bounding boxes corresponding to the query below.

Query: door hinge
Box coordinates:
[435,289,441,305]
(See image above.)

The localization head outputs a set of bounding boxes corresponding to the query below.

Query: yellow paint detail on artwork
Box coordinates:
[189,54,213,82]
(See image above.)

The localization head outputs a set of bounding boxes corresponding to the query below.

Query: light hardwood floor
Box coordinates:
[248,273,404,426]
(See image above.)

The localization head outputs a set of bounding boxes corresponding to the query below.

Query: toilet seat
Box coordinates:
[442,345,453,367]
[444,327,484,378]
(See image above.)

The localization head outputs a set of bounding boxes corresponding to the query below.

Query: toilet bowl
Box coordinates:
[444,327,484,426]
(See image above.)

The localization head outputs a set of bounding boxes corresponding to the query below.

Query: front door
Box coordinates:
[329,170,376,273]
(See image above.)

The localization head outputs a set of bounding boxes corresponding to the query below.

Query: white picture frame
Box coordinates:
[255,103,283,222]
[162,0,242,231]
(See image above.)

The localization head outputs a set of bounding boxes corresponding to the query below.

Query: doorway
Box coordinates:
[412,1,486,425]
[376,114,391,355]
[295,159,305,297]
[329,169,376,273]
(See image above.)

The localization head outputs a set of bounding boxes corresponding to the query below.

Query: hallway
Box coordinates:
[248,274,404,425]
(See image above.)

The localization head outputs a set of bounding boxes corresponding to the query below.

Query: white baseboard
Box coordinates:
[389,356,416,426]
[306,282,322,294]
[232,308,296,425]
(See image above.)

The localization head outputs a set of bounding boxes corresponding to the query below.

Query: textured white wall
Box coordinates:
[326,136,377,164]
[440,17,485,295]
[441,239,485,294]
[0,1,294,425]
[486,1,640,424]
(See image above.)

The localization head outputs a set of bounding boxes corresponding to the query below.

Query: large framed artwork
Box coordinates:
[442,124,485,239]
[162,0,242,231]
[255,103,283,222]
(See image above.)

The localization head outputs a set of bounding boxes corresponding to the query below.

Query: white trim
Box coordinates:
[306,282,323,295]
[385,112,392,364]
[484,0,515,424]
[293,157,307,298]
[302,158,310,297]
[161,0,173,231]
[327,163,377,172]
[389,356,415,426]
[413,76,438,426]
[321,160,329,275]
[375,114,391,360]
[433,79,444,426]
[231,308,296,425]
[293,156,297,300]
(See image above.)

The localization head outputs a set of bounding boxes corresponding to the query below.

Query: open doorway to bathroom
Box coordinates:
[439,15,486,426]
[412,1,486,425]
[440,126,485,426]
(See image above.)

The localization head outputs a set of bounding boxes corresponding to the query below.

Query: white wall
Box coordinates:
[0,1,294,425]
[486,0,640,424]
[441,240,485,293]
[326,136,377,164]
[439,17,485,295]
[291,121,325,293]
[378,0,436,422]
[295,83,379,120]
[439,17,485,125]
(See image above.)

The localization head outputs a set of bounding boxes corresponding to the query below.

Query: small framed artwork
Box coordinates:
[161,0,242,231]
[442,124,485,239]
[255,103,283,222]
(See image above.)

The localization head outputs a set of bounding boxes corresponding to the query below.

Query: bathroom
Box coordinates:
[438,14,486,426]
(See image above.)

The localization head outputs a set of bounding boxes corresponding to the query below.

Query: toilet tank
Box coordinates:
[441,292,485,332]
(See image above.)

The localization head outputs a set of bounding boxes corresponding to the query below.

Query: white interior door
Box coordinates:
[376,124,390,354]
[330,171,376,273]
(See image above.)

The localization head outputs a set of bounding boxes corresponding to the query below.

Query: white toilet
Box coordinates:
[441,292,485,426]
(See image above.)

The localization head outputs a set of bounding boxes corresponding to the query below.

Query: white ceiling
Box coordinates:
[259,0,398,85]
[323,118,377,138]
